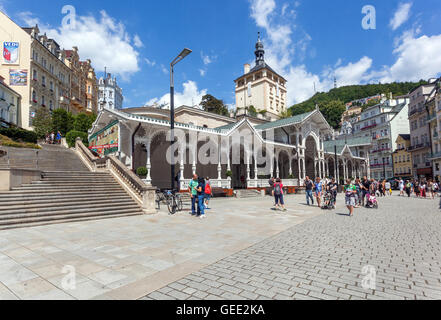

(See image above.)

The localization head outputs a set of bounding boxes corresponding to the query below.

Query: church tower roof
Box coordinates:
[255,32,265,66]
[234,33,286,82]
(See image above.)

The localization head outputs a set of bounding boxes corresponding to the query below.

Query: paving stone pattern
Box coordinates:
[144,195,441,300]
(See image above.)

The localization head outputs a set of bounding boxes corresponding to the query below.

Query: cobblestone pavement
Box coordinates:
[0,194,321,300]
[143,195,441,300]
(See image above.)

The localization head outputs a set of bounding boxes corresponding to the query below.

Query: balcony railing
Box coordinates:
[429,152,441,160]
[407,143,431,152]
[370,163,392,168]
[371,148,391,154]
[361,124,377,131]
[427,113,437,122]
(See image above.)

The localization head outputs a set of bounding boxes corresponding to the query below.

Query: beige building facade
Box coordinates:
[81,59,98,115]
[0,75,21,126]
[392,134,412,178]
[408,82,436,179]
[235,35,287,121]
[0,12,71,129]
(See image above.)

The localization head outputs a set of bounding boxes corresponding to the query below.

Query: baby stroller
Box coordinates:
[322,191,336,210]
[365,193,378,209]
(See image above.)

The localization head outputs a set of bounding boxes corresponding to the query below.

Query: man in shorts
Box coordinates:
[344,179,357,217]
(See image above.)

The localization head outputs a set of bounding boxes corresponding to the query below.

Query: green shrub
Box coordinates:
[136,167,148,177]
[0,134,41,149]
[66,130,89,148]
[0,127,38,143]
[226,170,233,178]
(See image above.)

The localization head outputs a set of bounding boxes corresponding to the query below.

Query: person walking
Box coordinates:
[405,180,412,198]
[304,176,314,206]
[50,132,55,144]
[398,179,405,196]
[361,176,371,207]
[421,181,427,198]
[196,177,206,219]
[273,178,287,211]
[430,180,438,199]
[314,177,323,208]
[328,178,338,206]
[56,131,62,145]
[414,181,420,198]
[355,178,362,207]
[204,177,213,209]
[188,174,199,216]
[344,179,357,217]
[385,180,392,196]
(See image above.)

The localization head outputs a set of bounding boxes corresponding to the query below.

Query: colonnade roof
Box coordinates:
[254,111,315,131]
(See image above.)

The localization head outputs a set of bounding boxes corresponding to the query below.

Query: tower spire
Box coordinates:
[255,32,265,66]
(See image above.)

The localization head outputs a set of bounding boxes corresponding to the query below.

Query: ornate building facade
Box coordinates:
[89,37,370,190]
[234,34,287,121]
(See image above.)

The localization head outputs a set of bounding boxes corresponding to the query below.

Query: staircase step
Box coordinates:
[11,186,124,192]
[0,208,142,228]
[0,203,139,219]
[0,195,132,207]
[0,191,128,199]
[0,199,136,213]
[0,211,141,231]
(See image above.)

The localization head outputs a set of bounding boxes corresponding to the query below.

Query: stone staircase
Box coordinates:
[0,144,89,171]
[0,145,144,230]
[234,189,263,199]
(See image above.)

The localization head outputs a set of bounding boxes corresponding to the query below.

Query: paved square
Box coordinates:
[0,194,321,300]
[144,194,441,300]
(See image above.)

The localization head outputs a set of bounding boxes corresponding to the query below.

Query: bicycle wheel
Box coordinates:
[155,194,161,210]
[167,197,177,215]
[177,195,183,211]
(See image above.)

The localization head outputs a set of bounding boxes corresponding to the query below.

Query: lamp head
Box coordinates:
[179,48,192,59]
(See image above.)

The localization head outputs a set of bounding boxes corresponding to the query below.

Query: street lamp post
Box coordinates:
[170,48,192,191]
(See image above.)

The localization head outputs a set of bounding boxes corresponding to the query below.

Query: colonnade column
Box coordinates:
[146,139,151,181]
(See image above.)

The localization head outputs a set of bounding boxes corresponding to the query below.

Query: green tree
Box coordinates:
[200,94,229,116]
[32,107,52,138]
[73,113,94,132]
[246,105,257,117]
[52,109,74,135]
[279,109,292,119]
[319,100,346,129]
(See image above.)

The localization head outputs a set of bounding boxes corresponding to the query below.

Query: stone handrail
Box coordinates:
[106,155,156,214]
[75,138,100,171]
[75,138,156,214]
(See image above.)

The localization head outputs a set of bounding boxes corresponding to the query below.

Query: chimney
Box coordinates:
[244,64,251,75]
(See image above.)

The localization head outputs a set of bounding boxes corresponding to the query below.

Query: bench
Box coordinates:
[212,187,228,197]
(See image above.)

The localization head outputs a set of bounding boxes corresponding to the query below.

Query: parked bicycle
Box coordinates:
[155,189,183,215]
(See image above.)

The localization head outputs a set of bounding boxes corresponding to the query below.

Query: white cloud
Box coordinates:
[145,58,156,67]
[248,0,441,106]
[390,2,413,31]
[18,10,141,80]
[133,34,144,48]
[145,80,207,108]
[201,52,216,65]
[378,32,441,83]
[160,64,169,74]
[199,69,206,77]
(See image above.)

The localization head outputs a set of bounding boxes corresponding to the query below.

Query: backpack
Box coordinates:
[274,183,282,196]
[205,184,212,195]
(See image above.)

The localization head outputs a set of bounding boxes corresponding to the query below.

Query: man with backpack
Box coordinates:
[204,177,213,209]
[273,178,287,211]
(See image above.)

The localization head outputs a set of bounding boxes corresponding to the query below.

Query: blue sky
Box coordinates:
[1,0,441,109]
